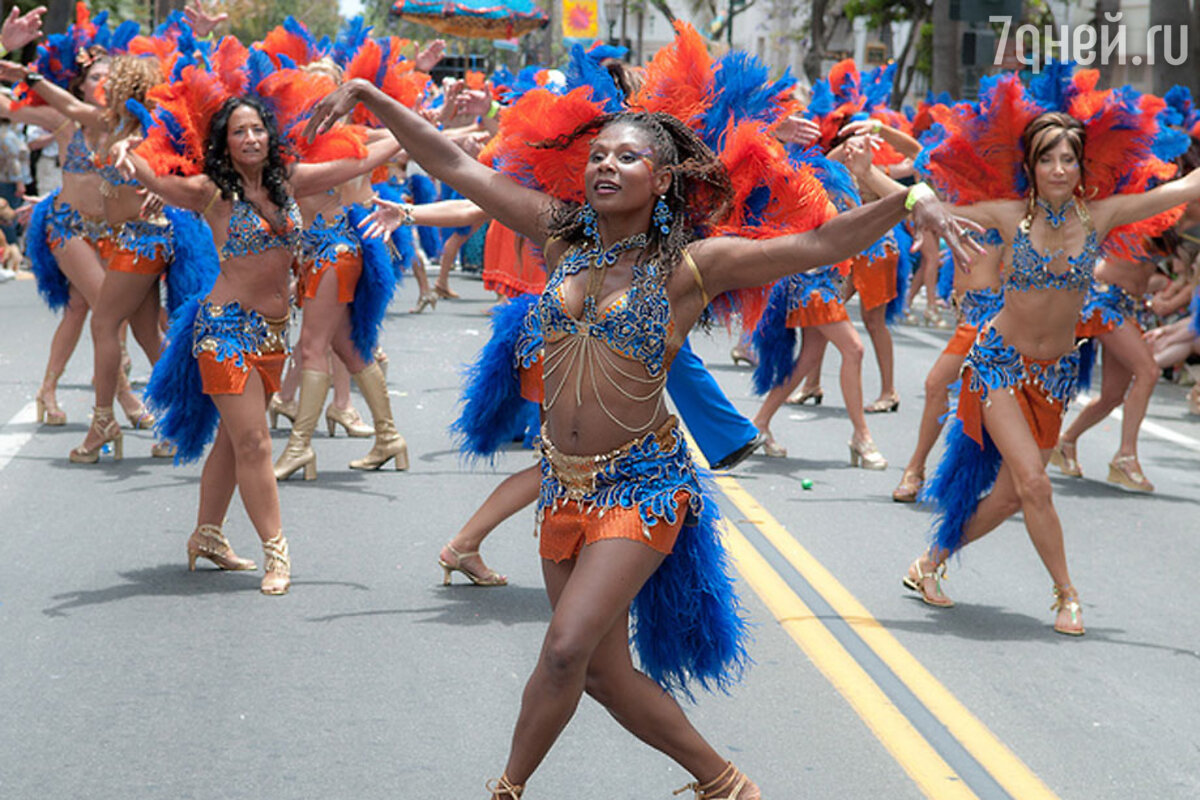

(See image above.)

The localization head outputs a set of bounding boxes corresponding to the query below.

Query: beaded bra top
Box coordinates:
[61,128,95,175]
[1005,198,1100,294]
[538,238,682,433]
[219,197,302,261]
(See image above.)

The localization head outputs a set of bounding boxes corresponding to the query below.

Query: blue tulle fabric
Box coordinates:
[28,192,70,312]
[347,203,398,362]
[450,293,540,462]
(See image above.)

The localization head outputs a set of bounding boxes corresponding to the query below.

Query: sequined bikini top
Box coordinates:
[1005,200,1100,294]
[537,239,701,434]
[219,197,302,261]
[61,128,94,175]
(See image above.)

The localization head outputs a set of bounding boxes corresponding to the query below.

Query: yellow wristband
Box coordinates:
[486,100,501,119]
[905,182,934,211]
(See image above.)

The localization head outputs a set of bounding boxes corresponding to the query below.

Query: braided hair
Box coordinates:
[536,111,733,276]
[204,95,293,225]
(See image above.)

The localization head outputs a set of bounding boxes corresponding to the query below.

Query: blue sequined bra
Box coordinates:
[61,128,94,175]
[218,197,302,261]
[1005,200,1100,294]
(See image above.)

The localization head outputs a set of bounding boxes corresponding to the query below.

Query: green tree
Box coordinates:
[842,0,932,108]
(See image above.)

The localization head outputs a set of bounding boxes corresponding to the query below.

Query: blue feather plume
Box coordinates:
[408,173,443,259]
[1190,289,1200,338]
[751,279,797,395]
[332,16,372,67]
[145,298,220,465]
[702,52,793,151]
[28,192,70,312]
[631,477,751,699]
[450,293,539,463]
[564,43,625,113]
[124,98,157,134]
[163,207,220,314]
[887,223,915,325]
[347,203,398,362]
[922,412,1002,556]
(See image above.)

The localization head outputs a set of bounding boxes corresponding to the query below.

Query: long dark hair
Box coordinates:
[204,95,292,222]
[536,111,733,275]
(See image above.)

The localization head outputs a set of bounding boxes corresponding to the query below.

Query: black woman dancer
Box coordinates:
[304,32,976,793]
[907,71,1200,634]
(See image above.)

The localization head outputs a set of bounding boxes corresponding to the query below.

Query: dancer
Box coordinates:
[308,51,974,794]
[904,102,1200,635]
[118,90,392,594]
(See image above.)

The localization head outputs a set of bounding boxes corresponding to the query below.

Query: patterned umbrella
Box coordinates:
[391,0,549,39]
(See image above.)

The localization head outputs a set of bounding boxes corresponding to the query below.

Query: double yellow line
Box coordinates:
[714,473,1061,800]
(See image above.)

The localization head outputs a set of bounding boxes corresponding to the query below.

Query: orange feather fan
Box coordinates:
[630,22,713,129]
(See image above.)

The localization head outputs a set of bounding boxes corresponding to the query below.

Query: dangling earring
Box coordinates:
[653,195,671,236]
[578,203,599,244]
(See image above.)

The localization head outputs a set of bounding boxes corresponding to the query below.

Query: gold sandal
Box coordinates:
[891,469,924,503]
[902,557,953,607]
[439,544,507,586]
[1049,439,1082,477]
[485,774,523,798]
[1051,584,1084,635]
[187,524,257,571]
[1106,455,1153,492]
[675,762,760,800]
[260,534,291,595]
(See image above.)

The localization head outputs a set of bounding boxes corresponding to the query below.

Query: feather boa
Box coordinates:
[163,207,221,314]
[347,203,398,362]
[145,296,220,465]
[28,192,70,312]
[449,293,539,463]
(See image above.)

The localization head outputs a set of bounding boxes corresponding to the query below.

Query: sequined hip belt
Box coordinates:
[192,300,290,366]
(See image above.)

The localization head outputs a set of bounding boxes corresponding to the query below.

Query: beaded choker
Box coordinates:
[1036,197,1075,229]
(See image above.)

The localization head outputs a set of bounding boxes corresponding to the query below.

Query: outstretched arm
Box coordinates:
[0,61,105,128]
[304,79,555,245]
[1094,169,1200,235]
[112,139,214,212]
[290,135,402,197]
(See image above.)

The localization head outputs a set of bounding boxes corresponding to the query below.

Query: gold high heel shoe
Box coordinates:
[260,533,291,595]
[69,406,123,463]
[485,775,523,799]
[349,362,410,471]
[409,291,438,314]
[434,283,460,300]
[439,544,507,586]
[36,368,67,425]
[267,393,298,429]
[892,468,924,503]
[902,556,953,607]
[676,762,761,800]
[187,524,257,571]
[864,392,900,413]
[786,384,823,405]
[1051,584,1084,635]
[150,440,177,459]
[119,396,156,429]
[1049,439,1083,477]
[758,429,787,458]
[849,436,887,469]
[274,370,330,481]
[923,308,950,329]
[1107,454,1154,492]
[325,403,373,437]
[729,345,757,367]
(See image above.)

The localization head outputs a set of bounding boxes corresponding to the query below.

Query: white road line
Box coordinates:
[0,402,38,472]
[895,326,951,349]
[1074,392,1200,453]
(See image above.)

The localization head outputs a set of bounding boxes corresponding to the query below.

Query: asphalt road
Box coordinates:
[1,271,1198,799]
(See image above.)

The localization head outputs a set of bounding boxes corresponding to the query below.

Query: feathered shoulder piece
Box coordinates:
[342,37,429,127]
[258,17,324,69]
[256,68,369,163]
[331,16,373,68]
[133,62,231,176]
[804,59,906,164]
[631,22,712,127]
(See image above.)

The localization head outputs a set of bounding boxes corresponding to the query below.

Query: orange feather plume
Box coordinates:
[631,22,712,129]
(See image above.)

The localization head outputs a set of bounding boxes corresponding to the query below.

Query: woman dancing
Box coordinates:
[306,65,973,794]
[116,92,387,594]
[906,108,1200,635]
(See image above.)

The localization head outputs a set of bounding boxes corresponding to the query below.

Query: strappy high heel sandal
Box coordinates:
[675,762,760,800]
[864,392,900,413]
[849,436,887,469]
[187,524,257,571]
[786,384,823,405]
[1049,439,1082,477]
[118,390,155,429]
[409,291,438,314]
[729,345,757,367]
[902,556,953,607]
[434,283,460,300]
[1051,584,1084,635]
[439,544,507,586]
[758,429,786,458]
[892,468,924,503]
[69,406,123,463]
[1106,454,1154,492]
[36,368,67,426]
[260,533,291,595]
[485,775,523,799]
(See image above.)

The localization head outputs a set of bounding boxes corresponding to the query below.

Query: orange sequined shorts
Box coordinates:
[849,247,899,311]
[105,218,173,276]
[537,416,702,563]
[297,251,361,306]
[192,301,290,396]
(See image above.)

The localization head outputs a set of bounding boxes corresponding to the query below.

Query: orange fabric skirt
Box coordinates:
[958,364,1067,450]
[1076,311,1117,338]
[297,251,361,307]
[197,351,286,396]
[786,294,849,328]
[483,223,546,298]
[850,248,899,311]
[106,245,168,276]
[519,354,544,404]
[539,490,688,563]
[943,323,979,357]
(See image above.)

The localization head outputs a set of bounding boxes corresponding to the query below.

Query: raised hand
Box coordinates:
[0,59,28,83]
[184,0,229,38]
[358,196,413,239]
[303,80,367,140]
[110,136,143,179]
[908,191,985,270]
[454,88,492,118]
[414,39,446,73]
[774,114,821,147]
[1,6,46,53]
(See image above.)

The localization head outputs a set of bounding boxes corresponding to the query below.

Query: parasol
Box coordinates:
[391,0,549,39]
